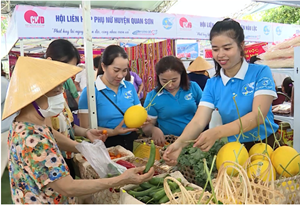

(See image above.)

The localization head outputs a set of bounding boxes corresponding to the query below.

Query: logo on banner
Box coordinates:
[24,10,45,26]
[263,25,270,35]
[132,30,157,36]
[162,17,174,30]
[276,26,282,35]
[179,17,192,29]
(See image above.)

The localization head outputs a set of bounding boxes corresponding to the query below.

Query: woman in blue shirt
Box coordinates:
[78,45,141,151]
[143,56,202,146]
[163,18,278,165]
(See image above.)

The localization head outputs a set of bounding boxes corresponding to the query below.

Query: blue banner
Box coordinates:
[120,42,138,47]
[177,43,198,58]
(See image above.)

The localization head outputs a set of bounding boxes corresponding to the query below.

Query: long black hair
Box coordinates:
[46,39,80,64]
[282,77,294,98]
[155,56,190,92]
[97,45,128,76]
[210,18,245,76]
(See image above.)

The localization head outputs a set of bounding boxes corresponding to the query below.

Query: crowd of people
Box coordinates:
[1,18,294,203]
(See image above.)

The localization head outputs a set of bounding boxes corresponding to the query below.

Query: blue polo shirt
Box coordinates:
[199,59,278,143]
[144,81,202,136]
[78,76,140,129]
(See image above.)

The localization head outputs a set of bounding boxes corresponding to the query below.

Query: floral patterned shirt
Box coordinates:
[7,121,76,204]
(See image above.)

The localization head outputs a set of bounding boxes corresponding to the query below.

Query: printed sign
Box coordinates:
[12,5,300,42]
[15,5,177,39]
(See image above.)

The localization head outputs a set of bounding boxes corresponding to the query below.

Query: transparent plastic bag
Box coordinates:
[75,139,127,178]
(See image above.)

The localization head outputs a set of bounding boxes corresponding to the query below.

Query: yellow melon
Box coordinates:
[271,146,300,177]
[249,143,273,161]
[124,105,148,128]
[247,159,276,182]
[216,142,249,176]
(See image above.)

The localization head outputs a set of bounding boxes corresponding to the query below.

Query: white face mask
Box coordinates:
[38,93,65,118]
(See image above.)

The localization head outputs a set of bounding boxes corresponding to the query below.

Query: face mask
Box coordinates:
[38,93,65,118]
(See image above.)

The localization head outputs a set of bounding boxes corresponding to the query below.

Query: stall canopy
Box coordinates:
[2,4,300,59]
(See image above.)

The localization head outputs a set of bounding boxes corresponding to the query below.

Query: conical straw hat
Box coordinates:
[187,56,213,72]
[2,56,82,120]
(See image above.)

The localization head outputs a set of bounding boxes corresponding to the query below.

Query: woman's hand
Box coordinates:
[119,166,154,185]
[193,128,221,152]
[86,129,108,143]
[163,141,184,166]
[140,116,152,128]
[151,127,165,146]
[113,120,137,136]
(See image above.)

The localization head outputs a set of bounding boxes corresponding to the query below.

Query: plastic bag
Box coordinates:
[75,139,127,178]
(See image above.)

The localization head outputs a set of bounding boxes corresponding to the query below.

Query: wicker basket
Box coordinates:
[178,165,197,185]
[158,135,178,158]
[74,155,169,204]
[136,135,177,147]
[274,175,300,204]
[107,145,135,162]
[165,161,285,204]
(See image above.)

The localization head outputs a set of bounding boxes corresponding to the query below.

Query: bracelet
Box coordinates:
[85,128,91,137]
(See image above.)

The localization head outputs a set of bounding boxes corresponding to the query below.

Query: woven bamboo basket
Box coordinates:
[245,153,300,204]
[274,174,300,204]
[136,135,177,149]
[164,159,285,204]
[74,155,169,204]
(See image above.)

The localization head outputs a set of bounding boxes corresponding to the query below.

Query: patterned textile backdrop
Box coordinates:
[125,39,176,99]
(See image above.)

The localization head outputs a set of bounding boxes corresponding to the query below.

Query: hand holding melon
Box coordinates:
[113,119,138,135]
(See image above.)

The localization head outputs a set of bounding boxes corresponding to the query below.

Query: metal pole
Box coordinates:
[293,46,300,152]
[82,0,98,129]
[174,39,177,57]
[20,39,24,56]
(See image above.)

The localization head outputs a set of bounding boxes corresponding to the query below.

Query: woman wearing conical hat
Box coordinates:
[3,57,154,204]
[187,56,213,91]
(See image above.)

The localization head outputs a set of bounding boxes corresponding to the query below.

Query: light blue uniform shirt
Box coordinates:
[199,59,278,143]
[144,81,202,136]
[78,76,140,129]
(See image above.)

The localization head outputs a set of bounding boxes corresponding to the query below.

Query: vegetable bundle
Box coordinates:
[177,140,225,191]
[127,175,194,204]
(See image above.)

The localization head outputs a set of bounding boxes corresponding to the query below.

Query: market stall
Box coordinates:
[2,3,300,204]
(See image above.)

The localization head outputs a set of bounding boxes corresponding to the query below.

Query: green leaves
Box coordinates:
[177,140,225,191]
[261,6,300,25]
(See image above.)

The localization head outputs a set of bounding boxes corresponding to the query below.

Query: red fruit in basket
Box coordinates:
[154,171,159,176]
